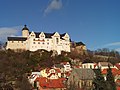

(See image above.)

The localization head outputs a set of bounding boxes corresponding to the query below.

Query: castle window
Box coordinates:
[47,43,49,45]
[21,41,23,43]
[38,42,40,44]
[31,35,34,37]
[12,41,14,43]
[56,38,59,44]
[42,42,44,44]
[41,35,44,37]
[33,42,35,44]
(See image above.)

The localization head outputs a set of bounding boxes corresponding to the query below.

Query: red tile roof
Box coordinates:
[116,79,120,83]
[115,63,120,70]
[102,68,120,76]
[35,77,66,88]
[45,68,51,74]
[94,64,98,68]
[48,73,56,77]
[117,87,120,90]
[61,62,69,65]
[65,71,72,77]
[55,68,61,73]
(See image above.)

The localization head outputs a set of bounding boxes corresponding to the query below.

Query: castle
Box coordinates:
[6,25,71,54]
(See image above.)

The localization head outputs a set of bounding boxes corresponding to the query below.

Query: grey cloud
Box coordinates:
[44,0,62,15]
[103,42,120,47]
[0,26,21,41]
[115,48,120,52]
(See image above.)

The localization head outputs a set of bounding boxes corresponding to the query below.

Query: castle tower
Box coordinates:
[22,25,29,37]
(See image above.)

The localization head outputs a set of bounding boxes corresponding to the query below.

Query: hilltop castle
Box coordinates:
[6,25,71,54]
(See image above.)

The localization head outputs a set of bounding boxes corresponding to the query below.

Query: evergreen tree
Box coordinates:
[93,68,106,90]
[106,65,116,90]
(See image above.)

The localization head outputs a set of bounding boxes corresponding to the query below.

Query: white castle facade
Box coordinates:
[6,25,71,54]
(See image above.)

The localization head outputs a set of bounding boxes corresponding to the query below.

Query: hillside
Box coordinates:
[0,47,120,89]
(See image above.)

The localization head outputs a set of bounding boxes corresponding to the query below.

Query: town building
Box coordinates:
[67,68,95,90]
[82,59,97,69]
[35,77,66,90]
[6,25,71,54]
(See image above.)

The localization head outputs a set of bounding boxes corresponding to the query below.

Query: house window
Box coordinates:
[90,65,92,68]
[34,81,37,88]
[78,81,80,88]
[84,65,86,68]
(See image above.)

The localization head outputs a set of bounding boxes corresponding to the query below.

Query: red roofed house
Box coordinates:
[81,59,97,69]
[40,68,62,79]
[60,62,72,72]
[28,72,41,87]
[102,68,120,81]
[34,77,66,90]
[97,62,118,70]
[115,63,120,70]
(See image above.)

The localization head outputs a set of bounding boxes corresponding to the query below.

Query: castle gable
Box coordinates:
[52,32,60,37]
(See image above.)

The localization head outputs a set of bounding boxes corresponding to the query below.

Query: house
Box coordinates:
[67,68,95,90]
[60,62,72,72]
[82,59,97,69]
[102,68,120,81]
[34,77,66,90]
[52,64,65,77]
[28,72,41,86]
[96,62,118,70]
[6,25,71,54]
[40,68,62,79]
[53,64,64,73]
[115,63,120,70]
